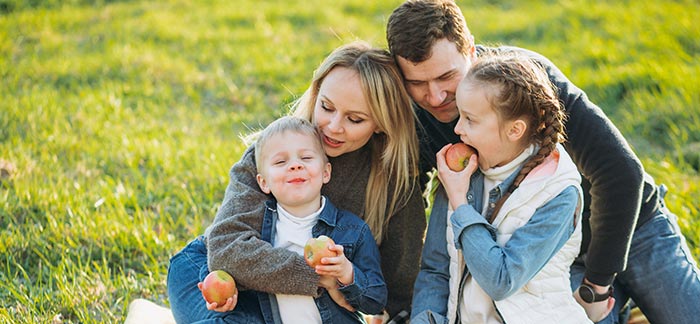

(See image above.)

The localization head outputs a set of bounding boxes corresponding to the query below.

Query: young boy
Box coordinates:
[216,116,387,323]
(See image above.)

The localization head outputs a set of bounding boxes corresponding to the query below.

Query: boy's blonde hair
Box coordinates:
[254,116,327,174]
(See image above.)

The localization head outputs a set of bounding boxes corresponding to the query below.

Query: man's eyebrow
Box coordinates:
[405,69,456,83]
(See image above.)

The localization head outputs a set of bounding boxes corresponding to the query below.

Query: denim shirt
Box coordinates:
[257,197,387,324]
[411,168,578,323]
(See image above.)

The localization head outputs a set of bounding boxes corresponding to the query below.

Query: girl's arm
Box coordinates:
[452,185,580,300]
[206,145,319,296]
[410,185,452,323]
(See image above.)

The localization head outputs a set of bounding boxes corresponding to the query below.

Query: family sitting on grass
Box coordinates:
[128,1,700,323]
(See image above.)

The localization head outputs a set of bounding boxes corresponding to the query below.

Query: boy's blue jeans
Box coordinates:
[570,186,700,324]
[166,236,265,324]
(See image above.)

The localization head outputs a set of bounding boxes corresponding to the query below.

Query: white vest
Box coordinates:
[446,145,591,324]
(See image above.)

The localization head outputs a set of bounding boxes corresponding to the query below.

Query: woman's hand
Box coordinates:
[197,282,238,312]
[436,143,479,211]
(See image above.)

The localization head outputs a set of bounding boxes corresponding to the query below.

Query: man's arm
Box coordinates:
[504,45,644,286]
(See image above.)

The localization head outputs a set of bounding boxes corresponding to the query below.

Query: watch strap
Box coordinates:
[579,282,613,303]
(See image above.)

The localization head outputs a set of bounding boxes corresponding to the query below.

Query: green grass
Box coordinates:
[1,0,698,322]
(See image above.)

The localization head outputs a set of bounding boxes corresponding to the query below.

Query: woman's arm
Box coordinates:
[205,145,319,296]
[452,186,579,300]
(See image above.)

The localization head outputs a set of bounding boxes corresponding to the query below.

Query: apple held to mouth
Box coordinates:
[445,143,477,172]
[201,270,238,305]
[304,235,338,268]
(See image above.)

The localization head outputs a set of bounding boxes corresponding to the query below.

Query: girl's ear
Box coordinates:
[256,174,271,194]
[507,119,527,141]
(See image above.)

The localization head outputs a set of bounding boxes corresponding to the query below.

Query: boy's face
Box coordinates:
[256,131,331,209]
[396,38,475,123]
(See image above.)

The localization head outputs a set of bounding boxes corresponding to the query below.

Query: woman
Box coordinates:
[167,41,426,323]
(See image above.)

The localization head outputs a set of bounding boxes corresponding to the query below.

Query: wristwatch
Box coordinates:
[578,282,613,303]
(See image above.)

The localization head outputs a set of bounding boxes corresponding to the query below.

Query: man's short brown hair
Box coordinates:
[387,0,472,62]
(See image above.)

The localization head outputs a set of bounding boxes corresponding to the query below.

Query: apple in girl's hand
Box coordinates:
[445,143,477,172]
[201,270,238,305]
[304,235,338,268]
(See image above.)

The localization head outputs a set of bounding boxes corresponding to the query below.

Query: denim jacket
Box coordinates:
[257,197,387,324]
[412,146,584,323]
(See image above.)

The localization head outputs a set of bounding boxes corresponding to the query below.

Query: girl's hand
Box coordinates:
[197,282,238,312]
[314,244,354,285]
[436,143,479,211]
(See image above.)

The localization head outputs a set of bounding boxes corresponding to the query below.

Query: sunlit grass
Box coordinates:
[1,0,698,322]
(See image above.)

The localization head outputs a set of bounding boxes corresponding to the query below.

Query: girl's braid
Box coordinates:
[466,53,566,223]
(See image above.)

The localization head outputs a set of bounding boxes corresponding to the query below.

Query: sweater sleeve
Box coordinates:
[504,46,644,285]
[379,178,427,317]
[205,145,319,296]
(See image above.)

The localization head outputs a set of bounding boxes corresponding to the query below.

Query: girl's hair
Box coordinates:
[464,52,567,222]
[290,41,420,244]
[254,116,327,174]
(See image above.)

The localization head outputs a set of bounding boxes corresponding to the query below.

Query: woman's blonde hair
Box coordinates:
[291,41,420,244]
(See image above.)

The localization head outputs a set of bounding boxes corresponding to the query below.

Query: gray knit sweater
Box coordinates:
[205,142,426,317]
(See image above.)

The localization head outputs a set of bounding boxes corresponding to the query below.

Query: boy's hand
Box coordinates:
[314,243,353,285]
[197,282,238,312]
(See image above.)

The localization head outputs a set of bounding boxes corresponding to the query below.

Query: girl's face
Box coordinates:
[313,67,379,158]
[454,82,522,170]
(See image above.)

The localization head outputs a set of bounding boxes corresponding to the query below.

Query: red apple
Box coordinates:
[445,143,477,172]
[304,235,338,268]
[201,270,238,305]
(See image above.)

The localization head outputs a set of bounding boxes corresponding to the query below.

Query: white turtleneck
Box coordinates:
[274,196,326,324]
[480,145,536,215]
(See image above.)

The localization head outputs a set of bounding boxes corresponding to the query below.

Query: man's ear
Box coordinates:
[322,162,331,184]
[507,119,527,142]
[256,174,271,194]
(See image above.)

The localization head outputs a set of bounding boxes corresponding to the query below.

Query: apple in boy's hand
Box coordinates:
[304,235,338,268]
[201,270,238,305]
[445,143,477,172]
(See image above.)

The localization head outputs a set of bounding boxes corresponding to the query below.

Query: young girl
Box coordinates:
[411,53,591,324]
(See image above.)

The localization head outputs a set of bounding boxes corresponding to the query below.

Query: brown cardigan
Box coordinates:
[205,142,427,317]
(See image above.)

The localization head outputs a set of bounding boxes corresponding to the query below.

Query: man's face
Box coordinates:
[396,38,474,123]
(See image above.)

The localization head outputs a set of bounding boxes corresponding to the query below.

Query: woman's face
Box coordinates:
[313,67,379,157]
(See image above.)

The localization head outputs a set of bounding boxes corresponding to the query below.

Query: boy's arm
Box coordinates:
[206,145,319,296]
[336,223,388,316]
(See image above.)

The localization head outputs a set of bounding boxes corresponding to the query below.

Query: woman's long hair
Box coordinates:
[291,41,420,244]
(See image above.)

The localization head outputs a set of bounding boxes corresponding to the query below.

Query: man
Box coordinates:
[386,1,700,323]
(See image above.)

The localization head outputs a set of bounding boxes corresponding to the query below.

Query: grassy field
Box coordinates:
[1,0,698,322]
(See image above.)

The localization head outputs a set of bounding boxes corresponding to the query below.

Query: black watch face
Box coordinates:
[580,285,595,303]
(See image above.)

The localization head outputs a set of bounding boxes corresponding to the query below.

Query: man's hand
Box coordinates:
[573,281,615,322]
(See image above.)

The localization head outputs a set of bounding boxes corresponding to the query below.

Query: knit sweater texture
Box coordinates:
[205,142,426,317]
